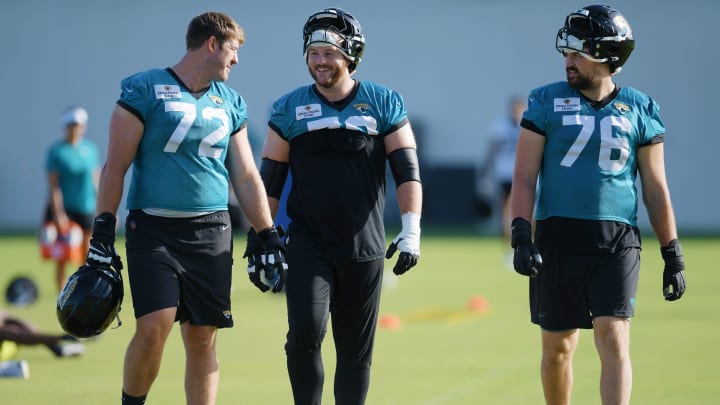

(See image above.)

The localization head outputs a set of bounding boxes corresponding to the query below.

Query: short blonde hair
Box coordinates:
[186,11,245,50]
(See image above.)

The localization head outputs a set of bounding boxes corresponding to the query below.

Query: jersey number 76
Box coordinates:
[560,114,630,172]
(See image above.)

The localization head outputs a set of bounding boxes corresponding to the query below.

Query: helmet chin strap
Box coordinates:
[111,313,122,330]
[111,267,123,330]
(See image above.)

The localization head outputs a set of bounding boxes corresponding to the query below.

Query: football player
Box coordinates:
[510,5,686,404]
[87,11,286,405]
[250,7,423,404]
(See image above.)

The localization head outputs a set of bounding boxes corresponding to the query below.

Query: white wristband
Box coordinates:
[398,212,421,255]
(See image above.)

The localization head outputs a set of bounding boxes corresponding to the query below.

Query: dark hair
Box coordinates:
[186,11,245,50]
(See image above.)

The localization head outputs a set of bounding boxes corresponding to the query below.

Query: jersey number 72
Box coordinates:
[162,101,229,158]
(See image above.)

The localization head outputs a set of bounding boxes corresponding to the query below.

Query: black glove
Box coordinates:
[385,243,418,275]
[244,226,287,293]
[511,218,542,277]
[86,212,123,271]
[661,239,686,301]
[385,212,421,275]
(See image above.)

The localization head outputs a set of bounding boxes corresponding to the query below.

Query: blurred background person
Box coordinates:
[0,308,84,360]
[44,106,100,291]
[480,95,526,243]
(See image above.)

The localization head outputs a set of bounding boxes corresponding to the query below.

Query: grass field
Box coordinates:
[1,232,719,404]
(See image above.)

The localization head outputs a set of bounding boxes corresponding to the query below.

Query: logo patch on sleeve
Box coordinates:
[554,97,581,112]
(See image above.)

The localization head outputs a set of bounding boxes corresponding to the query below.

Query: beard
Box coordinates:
[566,68,593,90]
[308,65,341,88]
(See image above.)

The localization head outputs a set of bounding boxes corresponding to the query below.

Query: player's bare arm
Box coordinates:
[227,127,274,231]
[510,127,544,221]
[638,142,678,245]
[96,105,143,216]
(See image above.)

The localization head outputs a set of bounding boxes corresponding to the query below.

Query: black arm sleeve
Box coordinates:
[260,158,289,199]
[388,148,421,187]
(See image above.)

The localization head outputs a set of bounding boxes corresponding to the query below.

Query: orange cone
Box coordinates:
[378,314,402,329]
[467,296,490,313]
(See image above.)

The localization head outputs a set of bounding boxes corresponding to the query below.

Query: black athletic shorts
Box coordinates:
[531,217,641,330]
[124,209,234,328]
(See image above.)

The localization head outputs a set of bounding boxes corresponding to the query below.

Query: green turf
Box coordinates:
[0,234,718,404]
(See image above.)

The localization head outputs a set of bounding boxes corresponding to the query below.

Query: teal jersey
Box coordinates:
[46,138,99,215]
[523,82,665,226]
[268,81,408,259]
[119,68,248,212]
[269,81,407,141]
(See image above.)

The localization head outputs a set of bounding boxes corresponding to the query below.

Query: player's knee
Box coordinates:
[134,319,174,349]
[337,357,372,370]
[285,329,325,355]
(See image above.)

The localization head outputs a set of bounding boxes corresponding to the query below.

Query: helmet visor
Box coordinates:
[556,30,586,53]
[556,30,607,63]
[306,29,347,51]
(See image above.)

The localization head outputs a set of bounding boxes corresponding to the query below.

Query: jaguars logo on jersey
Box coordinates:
[353,103,370,113]
[209,95,225,106]
[614,102,631,115]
